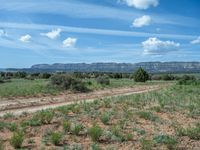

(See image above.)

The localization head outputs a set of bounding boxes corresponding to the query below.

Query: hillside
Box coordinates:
[6,62,200,73]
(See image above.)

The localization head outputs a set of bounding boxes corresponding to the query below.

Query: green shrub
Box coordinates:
[0,122,7,131]
[14,71,27,78]
[176,123,200,140]
[178,79,200,85]
[28,138,35,144]
[63,120,71,132]
[70,143,83,150]
[40,73,52,79]
[110,125,121,137]
[3,112,14,119]
[125,133,133,141]
[57,106,69,115]
[96,76,110,85]
[8,123,18,132]
[88,124,103,142]
[35,110,54,124]
[178,75,199,85]
[23,117,42,127]
[71,123,84,135]
[42,128,53,145]
[100,112,110,125]
[137,111,159,122]
[161,74,175,81]
[51,132,62,146]
[71,81,89,92]
[10,131,24,148]
[140,138,153,150]
[153,134,177,149]
[50,74,89,92]
[91,143,101,150]
[50,74,76,89]
[103,99,111,108]
[186,127,200,140]
[181,75,196,81]
[0,78,4,84]
[133,68,149,82]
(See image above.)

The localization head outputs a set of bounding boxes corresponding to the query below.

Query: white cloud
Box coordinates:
[41,28,61,39]
[19,34,31,42]
[1,22,196,40]
[142,37,180,55]
[132,15,151,28]
[63,37,77,48]
[121,0,159,9]
[191,36,200,44]
[0,29,7,37]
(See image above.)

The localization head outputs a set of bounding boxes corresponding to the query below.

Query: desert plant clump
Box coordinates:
[40,73,52,79]
[88,124,103,142]
[100,112,111,125]
[91,143,101,150]
[96,75,110,85]
[50,74,74,89]
[42,128,53,145]
[8,122,18,132]
[186,123,200,140]
[71,81,90,92]
[177,75,199,85]
[0,122,7,131]
[153,134,177,149]
[63,120,71,133]
[10,131,24,149]
[175,122,200,140]
[161,74,175,81]
[3,112,14,119]
[71,123,84,135]
[137,111,159,122]
[50,74,89,92]
[133,67,149,82]
[35,110,54,124]
[51,132,63,146]
[140,138,153,150]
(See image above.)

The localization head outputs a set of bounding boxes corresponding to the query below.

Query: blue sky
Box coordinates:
[0,0,200,68]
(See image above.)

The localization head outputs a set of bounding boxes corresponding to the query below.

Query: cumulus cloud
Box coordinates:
[0,29,7,37]
[142,37,180,55]
[120,0,159,9]
[132,15,151,28]
[191,36,200,44]
[63,37,77,48]
[19,34,31,42]
[41,28,61,39]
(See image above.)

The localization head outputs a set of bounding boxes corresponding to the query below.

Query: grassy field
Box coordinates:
[0,83,199,149]
[0,79,59,98]
[0,78,167,98]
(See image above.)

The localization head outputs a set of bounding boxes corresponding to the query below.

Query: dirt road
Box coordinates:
[0,84,169,116]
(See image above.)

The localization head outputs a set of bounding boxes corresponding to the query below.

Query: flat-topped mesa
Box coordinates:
[30,62,200,73]
[5,62,200,73]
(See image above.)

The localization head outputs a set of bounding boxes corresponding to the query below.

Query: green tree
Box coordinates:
[133,67,149,82]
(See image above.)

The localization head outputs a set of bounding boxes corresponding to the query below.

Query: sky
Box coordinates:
[0,0,200,68]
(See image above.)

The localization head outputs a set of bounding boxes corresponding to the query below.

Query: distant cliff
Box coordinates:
[28,62,200,73]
